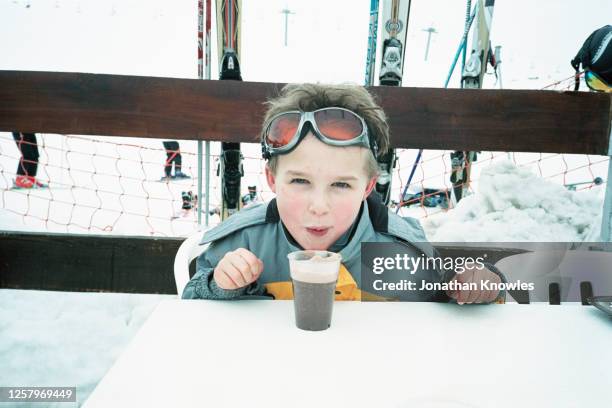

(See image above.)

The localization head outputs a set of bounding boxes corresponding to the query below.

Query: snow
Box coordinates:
[0,289,173,407]
[422,160,604,242]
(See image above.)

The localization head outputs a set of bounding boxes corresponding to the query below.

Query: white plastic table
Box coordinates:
[84,300,612,408]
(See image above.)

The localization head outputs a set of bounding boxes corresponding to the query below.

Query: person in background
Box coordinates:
[162,140,190,180]
[241,185,259,208]
[13,132,46,189]
[571,25,612,93]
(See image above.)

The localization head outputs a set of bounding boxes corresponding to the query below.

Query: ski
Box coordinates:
[10,177,70,190]
[10,184,71,191]
[378,0,411,87]
[451,0,496,203]
[375,0,411,205]
[364,0,380,86]
[158,174,192,182]
[11,185,49,191]
[216,0,244,220]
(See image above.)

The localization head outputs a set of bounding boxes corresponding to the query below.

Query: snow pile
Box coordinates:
[0,290,171,407]
[422,160,604,242]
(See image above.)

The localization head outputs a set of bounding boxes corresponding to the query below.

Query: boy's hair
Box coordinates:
[261,83,390,178]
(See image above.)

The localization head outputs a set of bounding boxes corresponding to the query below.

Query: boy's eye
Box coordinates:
[290,178,309,184]
[333,182,351,189]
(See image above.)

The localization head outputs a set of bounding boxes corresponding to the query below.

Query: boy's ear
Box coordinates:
[364,176,377,199]
[265,165,277,193]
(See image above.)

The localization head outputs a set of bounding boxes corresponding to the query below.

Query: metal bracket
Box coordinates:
[609,123,612,157]
[600,123,612,241]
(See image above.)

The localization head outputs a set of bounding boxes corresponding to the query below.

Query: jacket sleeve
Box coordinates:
[181,239,248,300]
[181,232,269,300]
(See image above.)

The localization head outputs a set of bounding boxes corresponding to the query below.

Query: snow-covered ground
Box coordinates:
[0,289,173,407]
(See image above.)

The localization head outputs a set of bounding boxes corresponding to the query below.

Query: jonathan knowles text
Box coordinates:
[372,280,535,291]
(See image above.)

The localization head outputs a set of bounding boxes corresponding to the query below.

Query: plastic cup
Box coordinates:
[287,250,342,331]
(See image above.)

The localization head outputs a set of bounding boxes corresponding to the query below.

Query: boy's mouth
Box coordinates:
[306,226,330,237]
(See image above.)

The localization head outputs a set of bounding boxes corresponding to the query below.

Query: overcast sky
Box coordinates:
[2,0,611,90]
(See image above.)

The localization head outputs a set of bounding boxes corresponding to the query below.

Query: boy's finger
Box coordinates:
[479,270,501,303]
[235,249,263,280]
[466,287,481,304]
[214,267,238,290]
[227,255,253,286]
[454,270,470,283]
[236,249,261,271]
[485,289,499,303]
[456,289,469,304]
[219,256,248,287]
[456,272,475,304]
[255,259,264,277]
[445,283,459,300]
[471,288,487,304]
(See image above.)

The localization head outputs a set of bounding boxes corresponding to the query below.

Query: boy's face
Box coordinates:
[265,133,377,251]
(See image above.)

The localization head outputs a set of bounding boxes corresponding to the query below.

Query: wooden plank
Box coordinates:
[0,231,190,294]
[1,231,528,295]
[378,86,611,155]
[0,70,610,154]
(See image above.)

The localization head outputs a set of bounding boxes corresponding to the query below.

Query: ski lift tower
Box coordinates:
[422,26,438,61]
[281,7,295,46]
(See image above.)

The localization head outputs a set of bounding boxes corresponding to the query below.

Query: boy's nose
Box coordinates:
[307,192,330,216]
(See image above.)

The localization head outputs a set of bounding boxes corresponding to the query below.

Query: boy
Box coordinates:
[182,83,503,303]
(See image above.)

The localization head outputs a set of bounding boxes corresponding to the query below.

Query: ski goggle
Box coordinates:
[261,107,377,159]
[585,70,612,92]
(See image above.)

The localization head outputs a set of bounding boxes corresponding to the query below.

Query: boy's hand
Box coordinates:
[446,266,501,305]
[213,248,264,290]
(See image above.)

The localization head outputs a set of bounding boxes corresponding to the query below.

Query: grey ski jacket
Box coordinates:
[180,194,470,301]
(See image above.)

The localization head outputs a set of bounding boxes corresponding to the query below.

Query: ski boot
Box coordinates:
[218,146,244,219]
[220,49,242,81]
[375,150,397,206]
[462,50,483,89]
[379,38,403,86]
[181,191,194,210]
[14,175,47,189]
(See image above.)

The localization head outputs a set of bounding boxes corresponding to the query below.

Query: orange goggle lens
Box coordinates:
[266,113,301,147]
[313,109,364,141]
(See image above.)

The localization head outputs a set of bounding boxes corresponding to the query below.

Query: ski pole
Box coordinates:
[364,0,380,86]
[444,1,478,88]
[204,0,211,226]
[397,2,478,213]
[198,0,204,226]
[461,0,471,74]
[395,149,422,213]
[565,177,604,191]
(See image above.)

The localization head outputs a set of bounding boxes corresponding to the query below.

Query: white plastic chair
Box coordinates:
[174,229,210,297]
